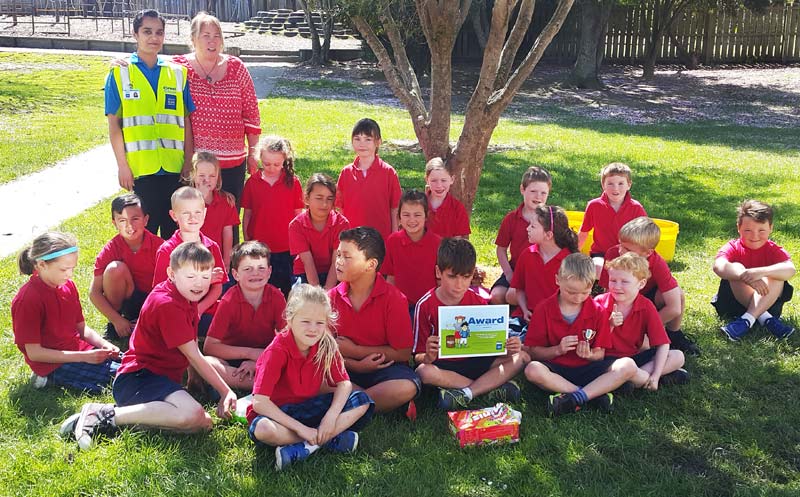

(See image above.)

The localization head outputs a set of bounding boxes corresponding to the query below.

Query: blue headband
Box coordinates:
[38,246,78,261]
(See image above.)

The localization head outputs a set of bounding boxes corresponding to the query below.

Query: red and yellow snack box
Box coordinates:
[447,403,522,448]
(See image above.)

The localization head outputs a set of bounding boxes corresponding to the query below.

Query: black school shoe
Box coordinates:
[587,393,614,413]
[668,330,701,356]
[659,368,690,387]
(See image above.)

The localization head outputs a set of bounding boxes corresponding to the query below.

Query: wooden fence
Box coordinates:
[455,3,800,64]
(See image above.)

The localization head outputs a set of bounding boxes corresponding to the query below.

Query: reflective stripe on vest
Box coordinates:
[116,62,187,178]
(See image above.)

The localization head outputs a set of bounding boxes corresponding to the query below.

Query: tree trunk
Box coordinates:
[300,0,324,65]
[569,0,611,89]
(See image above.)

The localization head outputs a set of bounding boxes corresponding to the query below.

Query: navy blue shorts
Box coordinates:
[432,355,497,381]
[49,359,120,394]
[113,368,185,406]
[711,279,793,320]
[347,363,421,396]
[120,288,148,320]
[508,316,527,342]
[542,359,615,387]
[642,286,658,305]
[607,348,657,367]
[491,274,510,290]
[248,390,374,446]
[268,251,293,297]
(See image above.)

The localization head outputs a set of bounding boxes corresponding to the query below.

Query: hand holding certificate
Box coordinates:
[438,305,510,359]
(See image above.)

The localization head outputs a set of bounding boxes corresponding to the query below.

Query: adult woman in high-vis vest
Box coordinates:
[105,9,195,239]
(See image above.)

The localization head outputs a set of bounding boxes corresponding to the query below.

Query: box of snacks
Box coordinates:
[447,403,521,448]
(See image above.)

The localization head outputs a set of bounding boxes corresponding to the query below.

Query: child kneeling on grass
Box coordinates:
[524,253,637,416]
[414,238,530,410]
[248,284,374,470]
[597,253,689,392]
[63,242,237,450]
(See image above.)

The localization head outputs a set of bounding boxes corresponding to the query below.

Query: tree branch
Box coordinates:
[491,0,576,109]
[496,0,535,88]
[351,16,428,122]
[380,7,424,107]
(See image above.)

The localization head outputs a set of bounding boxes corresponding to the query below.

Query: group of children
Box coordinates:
[11,117,795,469]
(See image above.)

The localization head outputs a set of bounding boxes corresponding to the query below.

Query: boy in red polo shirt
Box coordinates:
[599,217,699,355]
[524,253,637,416]
[335,118,402,240]
[65,242,236,450]
[328,227,420,413]
[152,187,228,331]
[491,166,551,305]
[414,238,529,410]
[713,199,796,340]
[289,173,350,290]
[90,193,164,340]
[597,253,688,391]
[383,189,442,313]
[578,162,647,276]
[203,241,286,391]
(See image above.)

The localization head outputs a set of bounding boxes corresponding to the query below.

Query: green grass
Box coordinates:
[0,52,111,184]
[2,63,800,496]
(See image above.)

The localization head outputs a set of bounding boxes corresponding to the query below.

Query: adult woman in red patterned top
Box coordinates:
[171,12,261,221]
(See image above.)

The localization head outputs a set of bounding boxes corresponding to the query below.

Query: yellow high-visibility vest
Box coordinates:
[114,61,187,178]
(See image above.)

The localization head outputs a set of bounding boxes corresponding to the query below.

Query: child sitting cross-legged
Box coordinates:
[524,253,637,416]
[202,241,286,391]
[248,284,374,470]
[597,253,689,392]
[414,238,530,410]
[64,242,237,450]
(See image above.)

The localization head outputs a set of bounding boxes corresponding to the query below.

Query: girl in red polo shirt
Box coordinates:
[191,152,241,271]
[242,136,305,297]
[424,157,470,239]
[247,284,374,470]
[289,173,350,290]
[12,232,121,393]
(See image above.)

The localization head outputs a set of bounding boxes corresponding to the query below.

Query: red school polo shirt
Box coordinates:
[716,238,791,269]
[247,330,349,420]
[580,192,647,255]
[152,231,228,287]
[12,276,93,377]
[382,229,441,306]
[328,275,413,349]
[412,287,486,355]
[241,171,304,253]
[595,292,669,358]
[207,283,286,348]
[94,230,164,293]
[335,155,402,240]
[524,292,612,368]
[288,210,351,275]
[117,280,200,384]
[201,190,241,249]
[510,245,571,316]
[427,193,471,238]
[599,245,678,296]
[494,203,533,269]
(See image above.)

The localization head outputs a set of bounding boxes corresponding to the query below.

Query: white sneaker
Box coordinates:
[59,412,80,439]
[30,373,48,389]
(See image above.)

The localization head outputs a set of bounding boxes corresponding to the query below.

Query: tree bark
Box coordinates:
[642,0,688,79]
[569,0,613,88]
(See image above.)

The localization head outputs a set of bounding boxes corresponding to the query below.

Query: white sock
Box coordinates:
[758,312,773,325]
[303,442,320,453]
[741,313,756,327]
[461,387,474,401]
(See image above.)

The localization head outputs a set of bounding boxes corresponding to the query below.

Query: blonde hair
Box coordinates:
[284,284,343,383]
[256,135,296,188]
[17,231,77,275]
[425,157,450,178]
[170,186,205,208]
[190,12,224,52]
[605,252,651,281]
[190,151,222,191]
[557,253,596,286]
[169,241,215,272]
[600,162,632,183]
[618,216,660,250]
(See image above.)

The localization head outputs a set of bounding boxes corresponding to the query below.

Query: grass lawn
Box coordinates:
[0,52,110,184]
[1,58,800,496]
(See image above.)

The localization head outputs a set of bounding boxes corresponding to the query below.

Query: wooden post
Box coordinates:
[781,5,791,63]
[703,9,714,65]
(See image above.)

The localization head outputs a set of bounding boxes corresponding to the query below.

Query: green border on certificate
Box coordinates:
[438,305,509,359]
